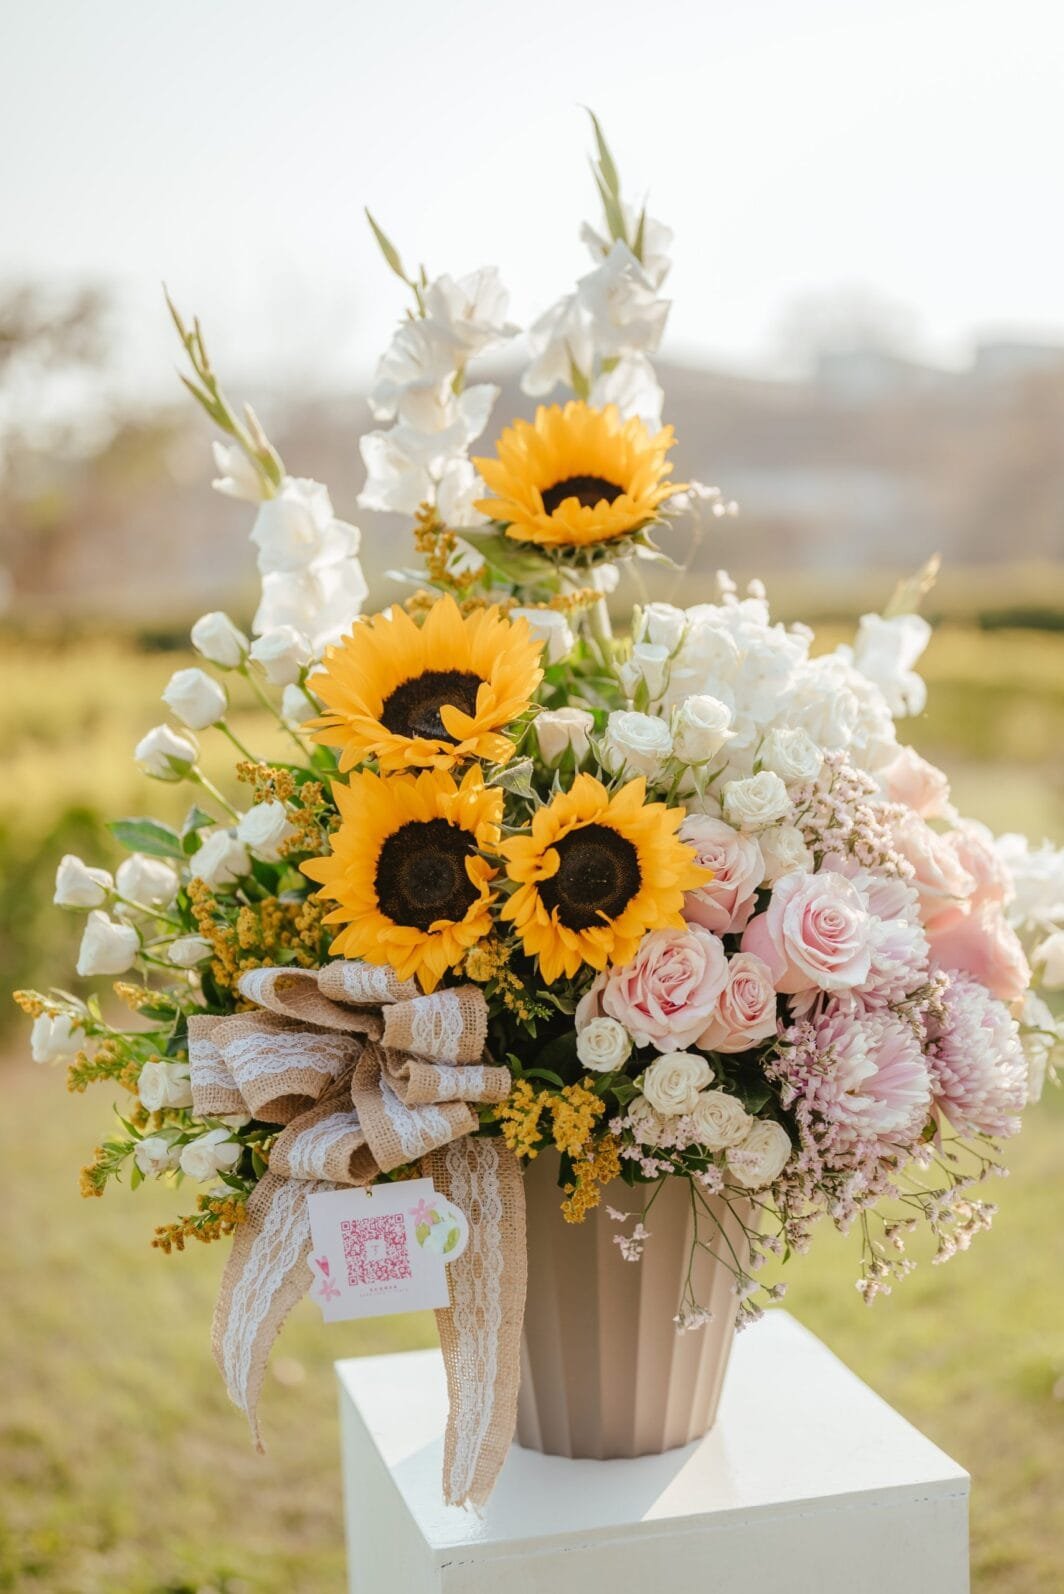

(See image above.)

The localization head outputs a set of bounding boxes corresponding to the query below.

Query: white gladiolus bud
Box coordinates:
[673,695,733,765]
[162,667,228,731]
[54,854,112,909]
[76,911,140,977]
[167,935,213,968]
[211,441,265,502]
[619,643,670,703]
[249,626,313,686]
[116,854,179,909]
[722,771,792,832]
[760,726,823,785]
[190,610,249,669]
[236,800,297,861]
[30,1011,82,1064]
[726,1119,792,1190]
[137,1060,194,1112]
[759,823,814,883]
[576,1017,632,1073]
[180,1127,242,1182]
[133,1134,181,1176]
[603,710,673,782]
[511,607,574,665]
[535,707,594,766]
[1033,929,1064,989]
[134,724,198,781]
[641,1051,714,1116]
[281,683,317,729]
[190,830,251,887]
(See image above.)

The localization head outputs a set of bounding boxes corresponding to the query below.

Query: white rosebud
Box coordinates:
[249,625,312,686]
[641,1051,714,1116]
[162,667,227,731]
[628,1095,669,1146]
[134,724,198,781]
[1034,929,1064,989]
[281,683,318,729]
[511,606,575,665]
[191,611,249,670]
[236,800,297,861]
[726,1119,792,1190]
[688,1089,752,1151]
[167,935,213,968]
[673,695,733,765]
[211,441,265,502]
[576,1017,632,1073]
[54,854,112,909]
[137,1060,194,1112]
[603,710,673,783]
[133,1134,181,1176]
[722,771,792,832]
[760,726,823,785]
[30,1011,82,1064]
[190,829,251,887]
[638,602,686,651]
[535,707,594,765]
[179,1126,241,1181]
[76,911,140,977]
[115,854,179,910]
[619,643,670,703]
[759,823,814,884]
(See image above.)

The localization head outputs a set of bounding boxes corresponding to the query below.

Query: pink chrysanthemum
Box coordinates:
[928,972,1027,1138]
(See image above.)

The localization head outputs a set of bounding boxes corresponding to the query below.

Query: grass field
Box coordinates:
[2,620,1063,1592]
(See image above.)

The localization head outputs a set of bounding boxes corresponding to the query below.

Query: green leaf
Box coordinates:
[883,553,942,618]
[456,528,559,589]
[632,205,647,265]
[489,758,536,800]
[181,805,215,842]
[592,167,628,248]
[585,108,620,203]
[109,817,185,860]
[365,209,411,286]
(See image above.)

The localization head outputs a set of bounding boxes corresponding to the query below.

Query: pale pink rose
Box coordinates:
[698,952,779,1053]
[601,925,729,1051]
[680,816,764,936]
[881,747,955,820]
[891,811,975,926]
[946,820,1012,910]
[741,870,872,995]
[928,902,1031,1005]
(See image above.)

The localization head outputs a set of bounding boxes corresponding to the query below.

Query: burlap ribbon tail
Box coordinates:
[186,960,527,1508]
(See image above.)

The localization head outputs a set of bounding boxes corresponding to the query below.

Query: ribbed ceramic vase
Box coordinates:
[516,1152,753,1459]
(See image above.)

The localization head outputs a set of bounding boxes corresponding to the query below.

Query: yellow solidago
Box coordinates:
[495,1079,546,1160]
[561,1134,622,1224]
[550,1079,605,1159]
[236,761,298,804]
[66,1042,140,1095]
[152,1192,248,1254]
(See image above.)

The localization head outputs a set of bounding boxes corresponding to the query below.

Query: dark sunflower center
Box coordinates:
[537,822,642,932]
[374,819,479,932]
[540,474,623,516]
[379,669,484,742]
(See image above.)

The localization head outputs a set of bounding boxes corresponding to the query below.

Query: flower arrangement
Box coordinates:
[17,117,1064,1496]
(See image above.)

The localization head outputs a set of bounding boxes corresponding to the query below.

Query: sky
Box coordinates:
[3,0,1064,398]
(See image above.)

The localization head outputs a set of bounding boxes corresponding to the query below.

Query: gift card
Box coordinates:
[306,1179,468,1322]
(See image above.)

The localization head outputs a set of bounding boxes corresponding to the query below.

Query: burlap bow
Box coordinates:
[186,960,527,1508]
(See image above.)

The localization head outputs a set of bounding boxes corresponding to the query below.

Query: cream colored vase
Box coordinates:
[517,1152,753,1460]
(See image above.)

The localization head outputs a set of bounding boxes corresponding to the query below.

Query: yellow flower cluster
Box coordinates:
[561,1134,622,1224]
[412,502,486,596]
[236,760,298,804]
[494,1079,546,1159]
[493,1077,605,1165]
[66,1042,140,1096]
[152,1192,248,1253]
[459,937,549,1025]
[188,878,326,996]
[550,1080,606,1158]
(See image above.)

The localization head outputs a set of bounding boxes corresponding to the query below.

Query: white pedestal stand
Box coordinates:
[337,1310,969,1594]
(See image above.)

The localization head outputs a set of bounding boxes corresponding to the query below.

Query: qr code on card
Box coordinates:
[340,1212,412,1287]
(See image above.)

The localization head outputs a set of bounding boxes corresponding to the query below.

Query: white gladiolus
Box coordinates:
[180,1127,242,1182]
[116,854,179,909]
[54,854,112,908]
[249,626,312,686]
[134,1135,181,1176]
[760,726,823,785]
[237,800,297,861]
[30,1012,82,1064]
[190,611,249,669]
[576,1017,632,1073]
[211,441,264,502]
[511,607,574,665]
[281,682,318,729]
[603,710,673,782]
[250,476,346,574]
[726,1120,792,1190]
[535,707,594,766]
[673,695,733,765]
[1033,929,1064,989]
[137,1060,194,1112]
[190,830,251,888]
[723,771,792,832]
[641,1051,714,1116]
[76,911,140,977]
[134,724,198,781]
[167,935,213,968]
[851,612,931,718]
[619,643,670,703]
[254,559,368,654]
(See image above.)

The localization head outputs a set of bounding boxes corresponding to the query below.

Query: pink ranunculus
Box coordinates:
[891,810,976,927]
[927,901,1031,1005]
[601,925,728,1051]
[680,815,764,935]
[881,746,955,820]
[698,952,779,1053]
[946,819,1012,911]
[741,870,873,995]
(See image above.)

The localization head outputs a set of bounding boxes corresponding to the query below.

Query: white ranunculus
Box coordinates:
[162,666,227,730]
[723,771,792,832]
[134,1134,181,1176]
[619,643,670,703]
[511,607,574,665]
[190,611,249,669]
[535,707,594,766]
[603,710,673,782]
[236,800,296,861]
[76,911,140,977]
[760,726,823,785]
[167,935,213,968]
[180,1127,242,1181]
[211,441,264,502]
[726,1120,792,1190]
[576,1017,632,1073]
[134,724,198,781]
[1034,929,1064,989]
[758,823,814,884]
[281,683,318,729]
[116,854,179,910]
[190,829,251,888]
[54,854,112,908]
[673,695,733,765]
[638,602,686,651]
[851,613,931,718]
[249,626,312,686]
[641,1051,714,1116]
[137,1060,194,1112]
[689,1089,753,1151]
[30,1011,82,1064]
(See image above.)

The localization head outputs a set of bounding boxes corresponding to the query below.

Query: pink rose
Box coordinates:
[928,902,1031,1005]
[698,952,779,1053]
[741,870,873,995]
[601,925,728,1051]
[680,816,764,936]
[881,747,955,820]
[891,811,975,927]
[946,820,1012,910]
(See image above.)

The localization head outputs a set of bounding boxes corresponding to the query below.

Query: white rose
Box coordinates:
[137,1060,193,1112]
[723,771,792,832]
[134,724,198,781]
[619,643,670,703]
[511,607,574,665]
[76,911,140,977]
[628,1095,669,1146]
[1034,929,1064,989]
[180,1127,241,1181]
[760,726,823,785]
[759,823,814,884]
[281,683,318,729]
[210,441,265,503]
[249,625,313,686]
[249,476,339,574]
[673,695,733,765]
[237,800,297,861]
[688,1089,753,1150]
[116,854,179,910]
[638,602,686,651]
[603,710,673,782]
[134,1134,181,1176]
[167,935,213,968]
[726,1120,792,1190]
[31,1011,82,1064]
[191,610,250,669]
[576,1017,632,1073]
[535,707,594,765]
[641,1051,714,1116]
[161,667,227,732]
[191,829,251,888]
[54,854,112,908]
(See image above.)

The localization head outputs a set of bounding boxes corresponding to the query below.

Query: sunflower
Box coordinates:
[473,401,679,550]
[302,767,502,992]
[499,774,710,984]
[309,596,544,773]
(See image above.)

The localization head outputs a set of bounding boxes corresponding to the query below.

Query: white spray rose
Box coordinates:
[180,1127,241,1182]
[249,626,312,686]
[576,1017,632,1073]
[673,695,733,765]
[603,710,673,782]
[688,1089,753,1151]
[237,800,296,861]
[190,610,250,668]
[1034,929,1064,989]
[134,724,198,781]
[137,1059,194,1112]
[627,1095,669,1146]
[162,668,227,731]
[759,823,814,884]
[190,830,251,888]
[511,607,574,665]
[723,771,792,832]
[760,726,823,785]
[281,683,318,729]
[116,854,179,909]
[31,1012,82,1064]
[641,1051,714,1116]
[167,935,213,968]
[76,911,140,977]
[134,1134,181,1176]
[726,1120,792,1190]
[210,441,264,502]
[619,643,670,703]
[638,602,686,651]
[535,707,594,766]
[54,854,112,908]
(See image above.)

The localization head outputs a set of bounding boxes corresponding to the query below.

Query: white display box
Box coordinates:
[336,1310,969,1594]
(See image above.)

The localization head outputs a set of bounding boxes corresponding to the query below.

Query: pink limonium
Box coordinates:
[928,971,1028,1137]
